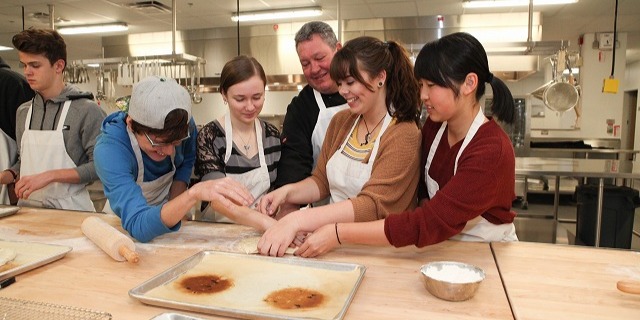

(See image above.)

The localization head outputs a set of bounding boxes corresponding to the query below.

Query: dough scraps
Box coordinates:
[236,237,296,255]
[0,248,17,266]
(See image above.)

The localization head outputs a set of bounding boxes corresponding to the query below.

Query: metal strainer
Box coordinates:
[543,81,579,112]
[530,52,580,113]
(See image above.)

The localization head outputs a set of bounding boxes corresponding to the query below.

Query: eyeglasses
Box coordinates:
[143,131,190,148]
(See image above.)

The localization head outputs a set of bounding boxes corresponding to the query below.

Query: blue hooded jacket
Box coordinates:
[94,111,197,242]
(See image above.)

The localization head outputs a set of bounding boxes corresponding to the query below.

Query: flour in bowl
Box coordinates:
[423,264,483,283]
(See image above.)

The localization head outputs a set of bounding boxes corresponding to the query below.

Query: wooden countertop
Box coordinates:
[0,208,512,319]
[491,241,640,320]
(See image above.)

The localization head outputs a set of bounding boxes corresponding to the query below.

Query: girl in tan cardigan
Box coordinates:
[257,36,422,257]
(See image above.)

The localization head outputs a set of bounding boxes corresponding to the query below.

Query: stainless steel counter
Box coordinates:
[516,157,640,246]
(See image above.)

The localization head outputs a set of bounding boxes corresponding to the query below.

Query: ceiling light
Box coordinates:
[57,22,128,35]
[0,45,13,51]
[231,6,322,22]
[463,0,578,8]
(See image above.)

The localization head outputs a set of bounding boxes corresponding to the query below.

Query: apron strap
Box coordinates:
[126,126,146,183]
[56,101,72,132]
[313,89,327,110]
[454,108,485,174]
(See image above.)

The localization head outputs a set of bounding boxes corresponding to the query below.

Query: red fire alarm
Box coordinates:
[273,24,279,32]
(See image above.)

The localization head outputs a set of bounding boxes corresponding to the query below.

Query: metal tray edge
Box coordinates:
[0,241,72,281]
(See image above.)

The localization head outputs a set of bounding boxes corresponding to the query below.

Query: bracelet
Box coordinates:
[335,223,342,245]
[3,169,17,183]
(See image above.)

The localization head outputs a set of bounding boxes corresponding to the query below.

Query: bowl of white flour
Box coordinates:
[420,261,485,301]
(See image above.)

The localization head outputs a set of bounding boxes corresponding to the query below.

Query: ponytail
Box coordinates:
[330,36,420,125]
[385,41,421,125]
[487,75,515,124]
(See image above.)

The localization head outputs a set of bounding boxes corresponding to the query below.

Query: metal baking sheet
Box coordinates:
[0,205,20,218]
[0,240,72,281]
[130,251,366,320]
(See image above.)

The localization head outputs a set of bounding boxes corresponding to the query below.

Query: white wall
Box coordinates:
[505,33,627,140]
[625,60,640,150]
[191,90,295,126]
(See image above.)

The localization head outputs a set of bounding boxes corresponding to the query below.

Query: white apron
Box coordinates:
[425,108,517,242]
[102,126,176,214]
[310,89,349,168]
[203,114,270,223]
[0,128,17,205]
[310,90,348,207]
[18,101,95,212]
[326,112,392,204]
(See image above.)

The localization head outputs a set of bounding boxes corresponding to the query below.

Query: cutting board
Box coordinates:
[0,240,72,281]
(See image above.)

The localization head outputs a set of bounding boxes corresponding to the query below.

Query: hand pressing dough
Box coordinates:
[236,237,296,255]
[0,248,17,266]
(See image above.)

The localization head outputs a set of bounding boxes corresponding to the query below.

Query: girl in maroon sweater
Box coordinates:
[296,32,518,257]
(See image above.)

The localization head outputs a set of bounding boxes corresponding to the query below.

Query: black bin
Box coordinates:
[575,185,639,249]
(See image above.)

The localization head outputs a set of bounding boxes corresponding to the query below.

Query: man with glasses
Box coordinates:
[95,76,254,242]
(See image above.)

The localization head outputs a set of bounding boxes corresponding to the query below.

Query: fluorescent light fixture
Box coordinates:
[463,0,578,8]
[0,45,13,51]
[231,6,322,22]
[57,22,128,35]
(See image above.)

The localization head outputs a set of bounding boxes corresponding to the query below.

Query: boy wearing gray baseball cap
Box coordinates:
[95,76,255,242]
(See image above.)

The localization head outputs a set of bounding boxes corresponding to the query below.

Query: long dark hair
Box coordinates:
[414,32,514,124]
[329,36,421,125]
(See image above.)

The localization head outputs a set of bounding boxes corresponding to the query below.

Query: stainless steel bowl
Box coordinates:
[420,261,485,302]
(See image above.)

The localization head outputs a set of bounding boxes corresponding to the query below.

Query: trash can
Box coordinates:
[575,185,639,249]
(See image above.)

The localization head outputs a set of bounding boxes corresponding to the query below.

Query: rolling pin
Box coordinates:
[617,279,640,294]
[81,216,140,263]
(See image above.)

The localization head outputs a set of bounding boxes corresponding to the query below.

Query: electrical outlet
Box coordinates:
[598,33,614,50]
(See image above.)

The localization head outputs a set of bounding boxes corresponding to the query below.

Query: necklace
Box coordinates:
[235,129,253,153]
[361,114,386,146]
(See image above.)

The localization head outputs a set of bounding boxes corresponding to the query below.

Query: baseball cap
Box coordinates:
[127,75,191,129]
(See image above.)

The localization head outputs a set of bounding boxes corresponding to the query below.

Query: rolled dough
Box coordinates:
[0,248,17,266]
[236,237,296,255]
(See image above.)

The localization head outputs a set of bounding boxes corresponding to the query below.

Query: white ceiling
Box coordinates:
[0,0,639,63]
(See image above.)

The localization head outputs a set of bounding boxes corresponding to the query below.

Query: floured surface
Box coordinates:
[236,236,296,255]
[140,252,364,319]
[0,240,71,280]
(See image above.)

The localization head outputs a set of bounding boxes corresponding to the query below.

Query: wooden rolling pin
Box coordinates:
[617,279,640,294]
[81,216,140,263]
